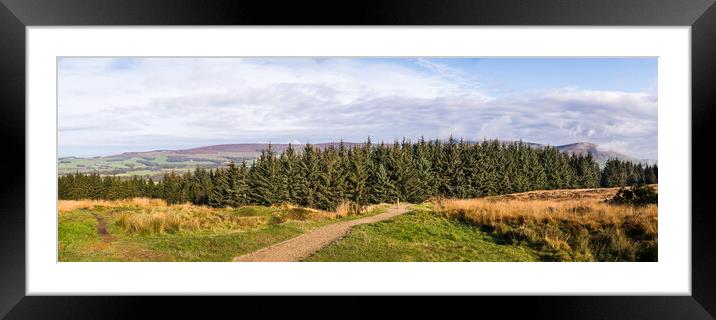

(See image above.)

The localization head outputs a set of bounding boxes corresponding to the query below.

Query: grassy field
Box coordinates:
[304,204,540,262]
[59,186,657,262]
[58,198,387,261]
[306,186,657,262]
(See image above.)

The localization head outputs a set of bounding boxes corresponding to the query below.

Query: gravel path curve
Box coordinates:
[233,204,411,262]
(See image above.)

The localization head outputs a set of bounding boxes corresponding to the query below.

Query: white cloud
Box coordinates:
[58,58,657,159]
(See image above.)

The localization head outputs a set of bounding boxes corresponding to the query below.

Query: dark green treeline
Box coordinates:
[58,139,658,210]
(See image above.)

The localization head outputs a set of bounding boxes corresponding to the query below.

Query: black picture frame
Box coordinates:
[1,0,715,318]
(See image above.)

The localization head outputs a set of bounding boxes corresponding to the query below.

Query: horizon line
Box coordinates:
[58,138,655,160]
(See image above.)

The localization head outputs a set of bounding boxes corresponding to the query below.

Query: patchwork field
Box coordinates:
[57,142,362,177]
[58,153,256,178]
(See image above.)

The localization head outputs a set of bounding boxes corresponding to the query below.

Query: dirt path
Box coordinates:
[233,204,412,262]
[90,212,114,242]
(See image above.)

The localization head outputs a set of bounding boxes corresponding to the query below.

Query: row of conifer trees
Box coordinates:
[58,139,658,210]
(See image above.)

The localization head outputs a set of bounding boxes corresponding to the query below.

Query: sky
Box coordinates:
[58,57,657,159]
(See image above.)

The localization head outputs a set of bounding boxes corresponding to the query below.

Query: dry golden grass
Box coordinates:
[58,198,168,214]
[115,204,274,234]
[434,186,658,262]
[59,198,377,235]
[333,201,352,218]
[436,199,657,231]
[332,201,363,218]
[59,199,273,234]
[485,184,657,202]
[270,201,370,222]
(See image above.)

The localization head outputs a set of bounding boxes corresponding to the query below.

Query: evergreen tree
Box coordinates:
[644,164,658,184]
[346,146,370,205]
[279,144,303,204]
[315,145,340,210]
[394,139,420,203]
[59,137,646,210]
[209,168,229,207]
[162,171,182,204]
[442,137,466,197]
[413,137,436,201]
[249,147,279,206]
[300,144,322,208]
[369,163,397,203]
[478,140,500,196]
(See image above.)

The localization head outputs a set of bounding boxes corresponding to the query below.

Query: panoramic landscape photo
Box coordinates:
[58,57,658,262]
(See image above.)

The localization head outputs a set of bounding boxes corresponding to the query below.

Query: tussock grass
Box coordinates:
[58,198,168,214]
[268,201,373,223]
[333,201,353,218]
[59,198,381,235]
[116,212,183,234]
[112,204,296,234]
[334,201,363,217]
[434,187,658,262]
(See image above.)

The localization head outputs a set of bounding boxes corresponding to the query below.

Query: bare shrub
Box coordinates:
[607,185,658,206]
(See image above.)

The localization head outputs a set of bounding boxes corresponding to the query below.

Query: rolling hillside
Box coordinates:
[58,142,359,177]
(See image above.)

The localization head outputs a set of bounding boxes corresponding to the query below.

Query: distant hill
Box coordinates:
[58,141,653,177]
[476,141,646,167]
[553,142,641,166]
[58,142,361,177]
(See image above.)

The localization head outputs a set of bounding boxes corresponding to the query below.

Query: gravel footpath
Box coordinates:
[233,204,411,262]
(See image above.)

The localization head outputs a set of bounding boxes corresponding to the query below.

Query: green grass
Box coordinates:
[58,202,538,262]
[60,211,329,262]
[58,210,102,261]
[58,203,391,262]
[133,222,312,261]
[304,205,540,262]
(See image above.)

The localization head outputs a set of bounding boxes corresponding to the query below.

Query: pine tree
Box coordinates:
[394,139,420,203]
[223,161,246,207]
[413,137,436,201]
[335,141,351,201]
[497,143,516,194]
[431,139,449,196]
[209,168,229,207]
[601,159,628,187]
[512,142,532,193]
[478,140,499,196]
[315,145,340,210]
[574,154,600,188]
[644,164,657,184]
[369,163,397,203]
[542,147,563,189]
[300,143,322,208]
[162,171,182,204]
[346,146,370,205]
[249,147,279,206]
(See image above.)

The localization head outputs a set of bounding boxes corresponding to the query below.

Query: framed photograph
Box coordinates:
[2,0,716,318]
